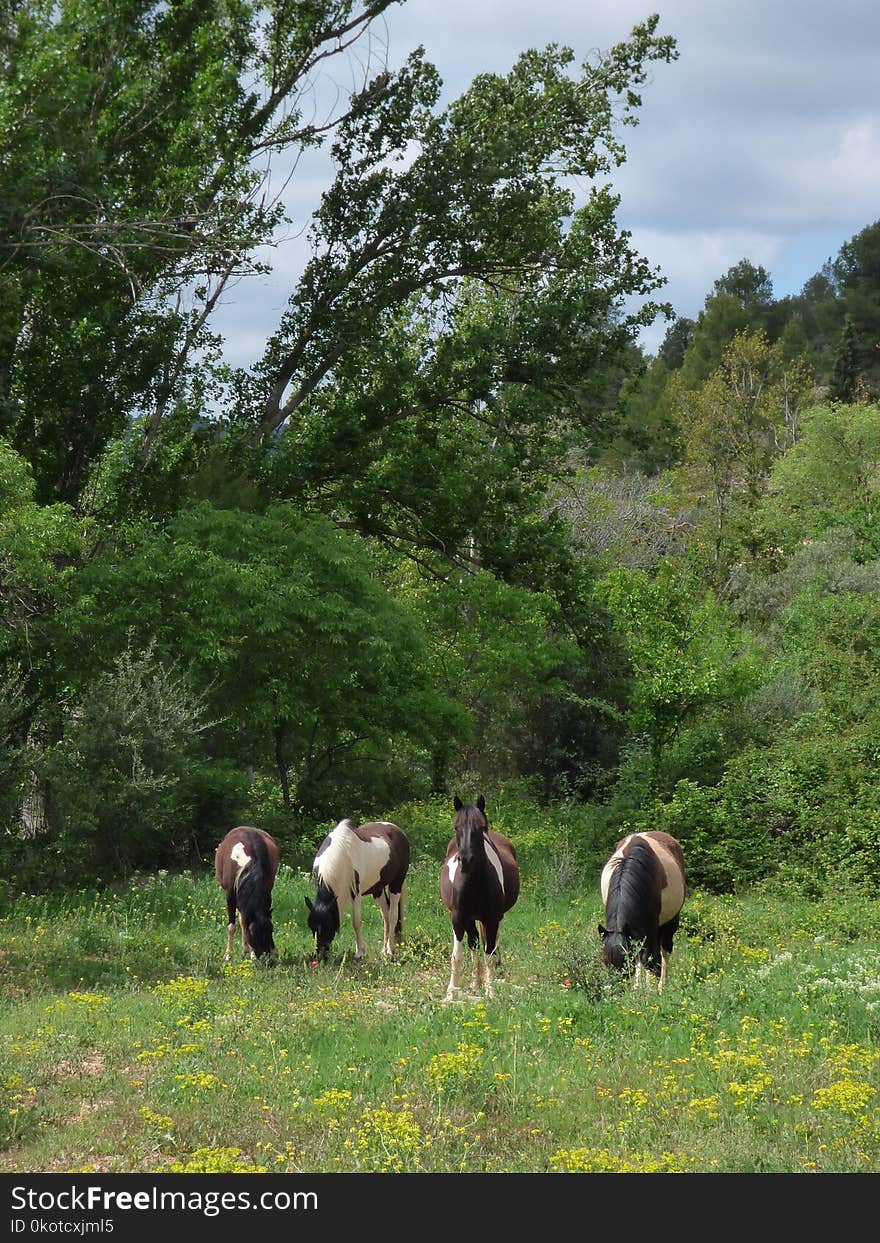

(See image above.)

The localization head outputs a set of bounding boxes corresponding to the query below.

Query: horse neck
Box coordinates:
[605,845,655,932]
[315,827,358,917]
[235,854,269,920]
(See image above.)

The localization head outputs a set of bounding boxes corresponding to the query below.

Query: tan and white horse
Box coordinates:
[215,826,280,961]
[306,819,410,961]
[598,830,686,992]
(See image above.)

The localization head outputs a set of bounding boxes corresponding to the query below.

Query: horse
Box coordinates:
[215,826,280,961]
[598,830,686,992]
[306,819,410,961]
[439,795,520,1003]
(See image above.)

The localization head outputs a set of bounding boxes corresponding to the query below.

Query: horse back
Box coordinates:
[602,831,684,926]
[355,820,410,893]
[215,827,280,893]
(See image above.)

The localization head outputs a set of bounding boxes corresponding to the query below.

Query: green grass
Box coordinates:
[2,855,880,1173]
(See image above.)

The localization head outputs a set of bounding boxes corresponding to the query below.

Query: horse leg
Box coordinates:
[480,920,501,998]
[633,950,646,990]
[385,890,402,957]
[352,894,366,959]
[467,929,482,994]
[240,915,252,959]
[224,892,236,962]
[444,918,467,1003]
[658,916,679,993]
[376,891,392,956]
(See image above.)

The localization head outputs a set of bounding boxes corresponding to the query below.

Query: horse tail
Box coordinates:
[395,882,405,940]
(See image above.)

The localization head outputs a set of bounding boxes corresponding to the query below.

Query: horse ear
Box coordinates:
[453,795,463,810]
[476,794,485,812]
[305,896,313,911]
[597,923,606,938]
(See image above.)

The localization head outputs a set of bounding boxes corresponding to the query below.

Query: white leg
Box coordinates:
[377,892,392,956]
[484,949,496,999]
[386,892,401,957]
[225,922,235,962]
[352,895,365,959]
[633,960,644,990]
[472,949,484,993]
[444,934,465,1003]
[659,948,670,993]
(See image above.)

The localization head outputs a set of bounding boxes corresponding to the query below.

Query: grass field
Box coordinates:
[2,840,880,1174]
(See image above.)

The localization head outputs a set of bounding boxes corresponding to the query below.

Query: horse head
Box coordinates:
[598,924,632,973]
[305,888,339,960]
[246,907,276,960]
[453,794,489,874]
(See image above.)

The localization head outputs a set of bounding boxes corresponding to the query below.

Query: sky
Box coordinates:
[213,1,880,361]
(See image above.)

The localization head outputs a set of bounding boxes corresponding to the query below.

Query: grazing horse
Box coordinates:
[215,827,280,961]
[440,795,520,1003]
[306,819,410,961]
[598,830,686,992]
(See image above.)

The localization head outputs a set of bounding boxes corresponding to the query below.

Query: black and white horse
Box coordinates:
[439,795,520,1003]
[215,826,280,961]
[599,830,686,992]
[306,819,410,961]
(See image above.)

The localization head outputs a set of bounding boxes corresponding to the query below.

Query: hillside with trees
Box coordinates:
[3,1,880,901]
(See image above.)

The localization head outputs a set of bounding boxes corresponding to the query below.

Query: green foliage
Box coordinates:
[39,639,219,878]
[53,503,452,817]
[596,560,764,762]
[760,402,880,549]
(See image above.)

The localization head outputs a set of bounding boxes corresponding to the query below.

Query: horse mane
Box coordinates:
[604,836,658,933]
[314,819,359,916]
[234,831,273,924]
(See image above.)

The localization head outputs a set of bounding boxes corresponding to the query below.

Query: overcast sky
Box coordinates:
[214,1,880,361]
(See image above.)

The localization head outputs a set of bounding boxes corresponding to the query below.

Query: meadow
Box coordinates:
[2,810,880,1175]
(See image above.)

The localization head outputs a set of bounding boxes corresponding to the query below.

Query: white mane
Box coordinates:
[313,818,392,916]
[314,820,360,917]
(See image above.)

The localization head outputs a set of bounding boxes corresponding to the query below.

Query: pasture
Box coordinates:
[2,811,880,1174]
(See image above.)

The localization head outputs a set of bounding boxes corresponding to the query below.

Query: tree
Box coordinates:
[50,502,453,815]
[830,314,859,403]
[658,317,695,370]
[1,0,401,504]
[673,329,813,564]
[238,20,680,574]
[596,560,762,766]
[712,259,773,309]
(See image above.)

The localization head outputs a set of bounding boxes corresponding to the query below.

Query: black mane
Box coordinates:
[604,836,659,936]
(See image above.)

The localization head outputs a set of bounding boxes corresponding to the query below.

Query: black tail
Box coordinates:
[395,883,405,940]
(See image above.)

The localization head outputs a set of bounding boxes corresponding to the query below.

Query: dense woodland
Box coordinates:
[4,1,880,897]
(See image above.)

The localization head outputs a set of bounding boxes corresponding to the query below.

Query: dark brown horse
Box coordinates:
[306,819,410,961]
[598,830,686,992]
[439,795,520,1002]
[215,827,280,961]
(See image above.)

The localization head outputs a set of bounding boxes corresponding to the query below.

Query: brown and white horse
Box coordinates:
[215,826,280,961]
[440,795,520,1003]
[306,819,410,961]
[598,830,686,992]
